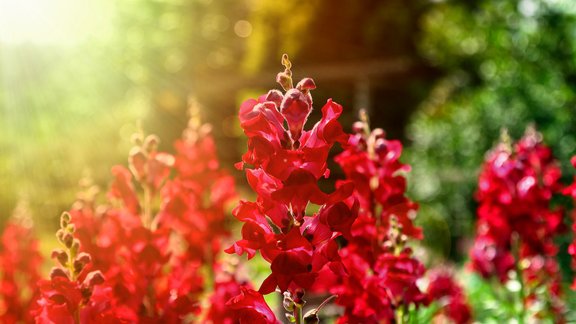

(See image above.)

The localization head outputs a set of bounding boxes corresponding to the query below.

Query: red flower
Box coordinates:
[226,287,278,324]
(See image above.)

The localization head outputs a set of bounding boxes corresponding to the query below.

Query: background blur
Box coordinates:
[1,0,575,264]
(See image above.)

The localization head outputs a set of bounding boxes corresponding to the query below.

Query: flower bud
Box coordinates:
[372,128,385,139]
[50,267,69,280]
[83,270,105,288]
[51,249,69,267]
[276,72,293,91]
[144,134,160,153]
[280,89,312,141]
[265,89,284,107]
[296,78,316,92]
[303,311,319,324]
[62,233,74,248]
[70,240,80,258]
[352,121,365,134]
[60,212,71,228]
[129,147,147,180]
[282,292,295,312]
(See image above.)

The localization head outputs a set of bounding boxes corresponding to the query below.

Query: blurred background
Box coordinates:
[1,0,575,265]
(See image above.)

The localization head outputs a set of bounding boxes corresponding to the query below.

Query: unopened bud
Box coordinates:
[303,311,319,324]
[50,267,69,280]
[265,89,284,107]
[60,212,71,228]
[66,224,76,234]
[62,233,74,248]
[372,128,385,139]
[352,121,365,134]
[129,148,147,180]
[74,253,92,273]
[374,138,387,154]
[70,240,80,257]
[283,292,295,312]
[144,134,160,152]
[56,229,65,242]
[285,313,296,323]
[276,72,293,91]
[296,78,316,92]
[83,270,105,287]
[51,249,69,267]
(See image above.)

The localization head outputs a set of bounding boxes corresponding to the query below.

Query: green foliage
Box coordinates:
[407,0,576,254]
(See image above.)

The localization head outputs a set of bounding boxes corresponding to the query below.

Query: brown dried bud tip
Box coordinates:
[144,134,160,152]
[83,270,105,288]
[76,252,92,265]
[51,249,69,266]
[60,212,71,228]
[50,267,69,280]
[62,233,74,248]
[56,229,65,242]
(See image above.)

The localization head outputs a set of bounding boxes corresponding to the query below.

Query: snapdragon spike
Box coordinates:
[70,103,238,322]
[470,128,565,321]
[32,212,117,324]
[328,117,428,323]
[227,55,356,320]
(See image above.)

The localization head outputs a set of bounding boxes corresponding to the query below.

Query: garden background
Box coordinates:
[1,0,576,320]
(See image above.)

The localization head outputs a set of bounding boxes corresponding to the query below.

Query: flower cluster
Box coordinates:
[0,209,43,324]
[57,104,239,322]
[426,268,472,323]
[470,128,565,320]
[227,55,357,321]
[327,117,428,323]
[32,212,114,323]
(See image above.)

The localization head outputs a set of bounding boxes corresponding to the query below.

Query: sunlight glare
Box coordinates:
[0,0,114,45]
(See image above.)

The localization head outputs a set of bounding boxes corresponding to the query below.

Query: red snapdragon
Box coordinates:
[32,212,117,323]
[227,55,356,321]
[329,117,428,323]
[70,105,238,321]
[470,128,565,321]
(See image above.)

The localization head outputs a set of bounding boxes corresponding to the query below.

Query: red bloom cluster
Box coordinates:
[227,55,356,319]
[32,212,115,323]
[470,128,565,319]
[328,119,428,323]
[426,269,472,324]
[57,107,239,322]
[0,213,43,324]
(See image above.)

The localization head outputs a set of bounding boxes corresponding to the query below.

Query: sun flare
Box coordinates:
[0,0,113,45]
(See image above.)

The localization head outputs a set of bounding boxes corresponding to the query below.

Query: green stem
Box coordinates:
[143,185,152,229]
[395,305,406,324]
[512,234,526,324]
[294,303,303,324]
